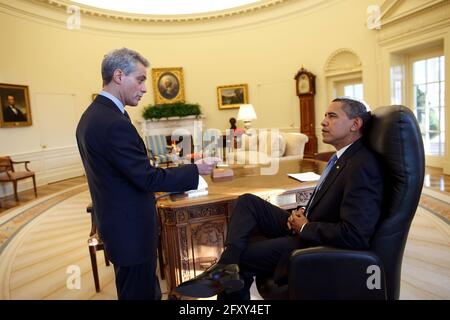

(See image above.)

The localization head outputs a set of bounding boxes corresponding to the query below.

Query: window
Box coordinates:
[343,83,364,100]
[333,79,364,100]
[390,64,405,105]
[412,55,445,156]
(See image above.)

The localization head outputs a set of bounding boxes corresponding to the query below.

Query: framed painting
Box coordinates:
[217,83,248,110]
[152,67,185,104]
[0,83,32,128]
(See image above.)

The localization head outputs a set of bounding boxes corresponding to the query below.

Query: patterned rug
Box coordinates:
[420,188,450,223]
[0,184,448,299]
[0,185,88,254]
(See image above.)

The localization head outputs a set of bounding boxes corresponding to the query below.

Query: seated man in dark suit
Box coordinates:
[176,97,384,299]
[76,48,215,300]
[2,95,27,122]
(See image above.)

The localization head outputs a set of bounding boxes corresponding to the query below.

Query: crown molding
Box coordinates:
[35,0,291,23]
[0,0,335,36]
[376,0,450,45]
[379,0,448,28]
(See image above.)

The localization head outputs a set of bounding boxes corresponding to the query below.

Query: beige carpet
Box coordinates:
[0,187,448,300]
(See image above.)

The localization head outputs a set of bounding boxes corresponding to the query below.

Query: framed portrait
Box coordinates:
[217,84,248,110]
[152,67,185,104]
[0,83,32,128]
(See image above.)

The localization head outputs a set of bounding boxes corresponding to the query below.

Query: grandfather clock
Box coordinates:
[295,67,318,158]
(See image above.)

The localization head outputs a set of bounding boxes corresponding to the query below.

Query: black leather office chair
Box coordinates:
[256,105,425,300]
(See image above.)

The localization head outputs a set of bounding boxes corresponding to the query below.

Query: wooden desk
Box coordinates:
[157,159,325,296]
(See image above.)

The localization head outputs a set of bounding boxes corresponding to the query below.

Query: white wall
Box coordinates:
[0,0,448,196]
[0,0,382,148]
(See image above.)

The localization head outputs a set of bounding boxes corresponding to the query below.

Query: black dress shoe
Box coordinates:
[175,263,244,298]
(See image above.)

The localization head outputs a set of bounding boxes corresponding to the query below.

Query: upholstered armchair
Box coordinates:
[145,135,174,167]
[256,105,425,300]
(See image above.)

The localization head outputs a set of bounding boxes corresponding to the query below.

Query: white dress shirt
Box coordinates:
[99,91,125,114]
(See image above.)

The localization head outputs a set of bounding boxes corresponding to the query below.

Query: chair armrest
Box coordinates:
[288,246,387,300]
[146,149,156,164]
[11,160,32,171]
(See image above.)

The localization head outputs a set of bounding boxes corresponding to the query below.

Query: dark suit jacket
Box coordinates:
[3,105,26,122]
[76,95,199,266]
[300,139,383,250]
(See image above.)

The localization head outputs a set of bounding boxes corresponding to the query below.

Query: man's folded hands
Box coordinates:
[287,208,308,234]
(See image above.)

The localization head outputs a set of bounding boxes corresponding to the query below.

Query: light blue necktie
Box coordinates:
[306,154,338,217]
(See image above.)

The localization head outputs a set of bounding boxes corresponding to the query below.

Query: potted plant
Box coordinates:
[142,102,202,121]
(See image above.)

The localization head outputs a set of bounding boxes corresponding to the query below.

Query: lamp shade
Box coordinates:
[237,104,257,121]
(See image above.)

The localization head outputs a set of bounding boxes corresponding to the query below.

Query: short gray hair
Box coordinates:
[333,97,372,130]
[101,48,149,85]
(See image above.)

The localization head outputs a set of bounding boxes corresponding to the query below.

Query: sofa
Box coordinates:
[225,130,309,165]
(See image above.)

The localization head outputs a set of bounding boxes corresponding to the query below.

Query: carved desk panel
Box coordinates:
[157,159,324,296]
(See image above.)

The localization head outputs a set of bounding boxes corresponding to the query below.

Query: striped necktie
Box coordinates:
[306,154,338,217]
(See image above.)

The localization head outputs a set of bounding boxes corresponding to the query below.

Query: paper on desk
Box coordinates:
[186,175,208,198]
[288,172,321,182]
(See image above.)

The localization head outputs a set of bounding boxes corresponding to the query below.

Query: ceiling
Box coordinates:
[71,0,263,15]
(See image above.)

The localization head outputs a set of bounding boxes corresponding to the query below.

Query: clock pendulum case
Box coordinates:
[294,67,318,158]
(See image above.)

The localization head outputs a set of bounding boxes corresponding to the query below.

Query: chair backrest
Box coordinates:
[365,105,425,300]
[146,135,169,156]
[0,156,13,173]
[281,132,308,158]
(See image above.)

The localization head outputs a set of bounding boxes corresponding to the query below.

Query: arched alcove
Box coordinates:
[324,48,364,102]
[324,48,362,75]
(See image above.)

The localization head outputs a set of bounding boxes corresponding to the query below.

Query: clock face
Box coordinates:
[298,74,310,94]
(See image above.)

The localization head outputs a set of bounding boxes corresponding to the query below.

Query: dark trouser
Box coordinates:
[113,258,161,300]
[218,193,305,300]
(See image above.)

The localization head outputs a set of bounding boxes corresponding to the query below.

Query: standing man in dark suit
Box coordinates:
[2,95,27,122]
[176,97,384,299]
[76,48,214,300]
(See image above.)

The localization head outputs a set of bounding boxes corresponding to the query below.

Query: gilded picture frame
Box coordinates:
[0,83,32,128]
[152,67,185,104]
[217,84,248,110]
